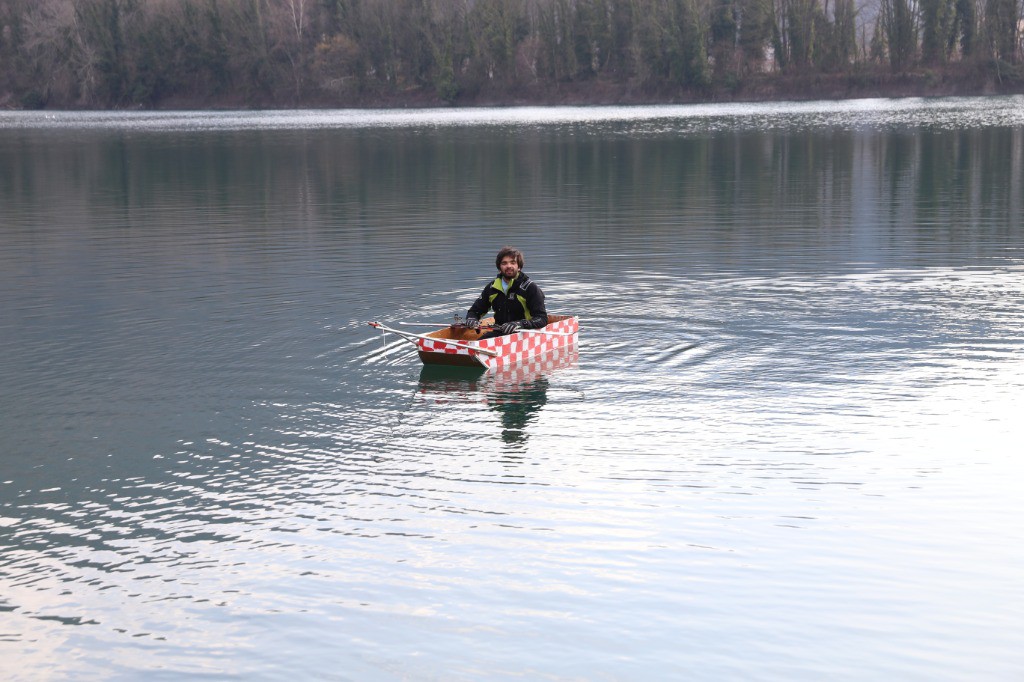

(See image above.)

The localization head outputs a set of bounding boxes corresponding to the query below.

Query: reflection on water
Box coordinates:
[1,100,1023,680]
[418,347,578,445]
[2,104,1022,289]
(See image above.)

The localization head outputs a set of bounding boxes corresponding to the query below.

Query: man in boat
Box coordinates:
[465,246,548,339]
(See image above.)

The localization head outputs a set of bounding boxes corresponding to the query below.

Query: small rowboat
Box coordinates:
[369,314,579,369]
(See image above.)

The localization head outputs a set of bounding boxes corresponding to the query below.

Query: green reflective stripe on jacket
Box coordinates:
[487,277,503,306]
[516,294,531,320]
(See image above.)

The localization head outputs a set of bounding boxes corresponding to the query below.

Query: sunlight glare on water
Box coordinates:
[2,94,1024,132]
[1,98,1023,680]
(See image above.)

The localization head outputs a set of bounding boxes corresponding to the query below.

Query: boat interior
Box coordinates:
[431,314,573,341]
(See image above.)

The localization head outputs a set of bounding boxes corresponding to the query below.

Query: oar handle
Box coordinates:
[368,322,499,357]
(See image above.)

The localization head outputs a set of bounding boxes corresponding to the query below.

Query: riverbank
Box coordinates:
[5,62,1023,111]
[436,65,1024,108]
[371,63,1024,109]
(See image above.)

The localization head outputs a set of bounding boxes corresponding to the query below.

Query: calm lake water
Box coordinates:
[1,98,1023,680]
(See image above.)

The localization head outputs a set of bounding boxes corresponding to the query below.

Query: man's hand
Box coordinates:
[498,321,522,335]
[464,318,480,332]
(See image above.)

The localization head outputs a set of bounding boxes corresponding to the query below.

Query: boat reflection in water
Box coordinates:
[417,345,579,444]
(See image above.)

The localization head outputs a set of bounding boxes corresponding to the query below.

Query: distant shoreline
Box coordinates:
[7,66,1023,113]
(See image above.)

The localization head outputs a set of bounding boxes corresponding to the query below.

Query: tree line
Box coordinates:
[0,0,1021,109]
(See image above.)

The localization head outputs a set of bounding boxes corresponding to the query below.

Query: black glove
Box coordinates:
[464,318,480,331]
[498,321,522,334]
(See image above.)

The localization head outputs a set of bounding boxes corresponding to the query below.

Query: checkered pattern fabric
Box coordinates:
[489,345,579,389]
[417,316,579,369]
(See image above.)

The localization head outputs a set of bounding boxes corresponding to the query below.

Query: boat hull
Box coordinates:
[416,315,578,369]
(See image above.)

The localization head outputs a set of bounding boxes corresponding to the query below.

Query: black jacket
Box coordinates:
[467,272,548,329]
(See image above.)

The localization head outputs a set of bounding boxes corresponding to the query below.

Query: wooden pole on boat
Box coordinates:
[368,322,499,357]
[397,323,460,328]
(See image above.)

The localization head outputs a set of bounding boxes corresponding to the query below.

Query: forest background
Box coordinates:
[0,0,1022,110]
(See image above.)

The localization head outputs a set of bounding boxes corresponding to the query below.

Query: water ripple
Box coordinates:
[2,103,1023,680]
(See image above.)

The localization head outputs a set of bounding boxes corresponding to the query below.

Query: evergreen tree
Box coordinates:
[950,0,976,57]
[984,0,1019,62]
[709,0,739,78]
[737,0,775,73]
[881,0,918,71]
[786,0,816,69]
[833,0,858,67]
[921,0,954,63]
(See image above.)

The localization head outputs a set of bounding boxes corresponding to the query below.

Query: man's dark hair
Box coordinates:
[495,246,525,270]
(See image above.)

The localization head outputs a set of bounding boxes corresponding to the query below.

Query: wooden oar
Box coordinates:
[397,322,460,328]
[368,322,499,357]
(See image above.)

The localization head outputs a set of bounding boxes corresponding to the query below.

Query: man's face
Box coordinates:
[499,255,520,280]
